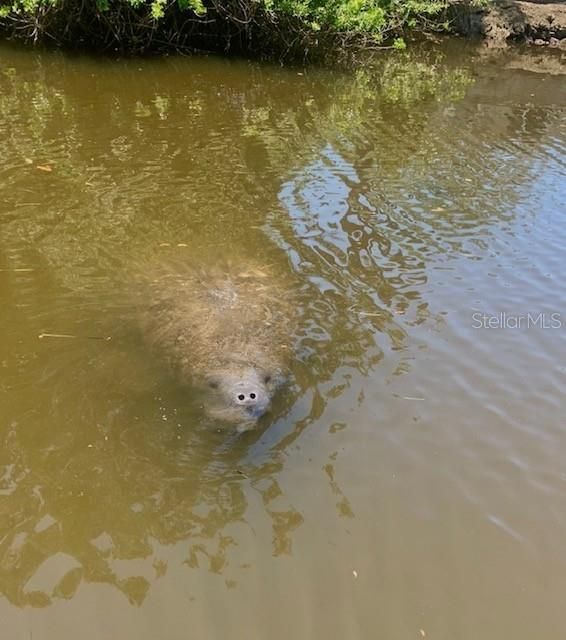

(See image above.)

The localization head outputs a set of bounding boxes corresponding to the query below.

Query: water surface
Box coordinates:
[1,41,565,639]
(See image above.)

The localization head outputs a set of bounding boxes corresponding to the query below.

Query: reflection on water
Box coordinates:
[1,41,566,639]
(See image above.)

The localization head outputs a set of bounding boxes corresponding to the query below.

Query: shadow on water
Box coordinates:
[0,41,564,609]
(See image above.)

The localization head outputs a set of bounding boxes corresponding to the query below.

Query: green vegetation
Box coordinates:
[0,0,466,58]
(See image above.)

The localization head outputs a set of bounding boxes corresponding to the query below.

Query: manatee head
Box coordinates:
[205,367,276,424]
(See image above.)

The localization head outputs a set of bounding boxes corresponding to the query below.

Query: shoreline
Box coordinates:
[0,0,565,59]
[451,0,566,47]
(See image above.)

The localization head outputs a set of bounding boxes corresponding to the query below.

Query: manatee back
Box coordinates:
[138,258,297,382]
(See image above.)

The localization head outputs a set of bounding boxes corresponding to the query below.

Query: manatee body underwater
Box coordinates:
[139,258,298,429]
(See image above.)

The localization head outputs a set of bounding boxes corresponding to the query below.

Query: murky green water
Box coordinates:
[1,40,565,639]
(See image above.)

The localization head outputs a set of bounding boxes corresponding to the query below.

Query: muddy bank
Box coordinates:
[451,0,566,46]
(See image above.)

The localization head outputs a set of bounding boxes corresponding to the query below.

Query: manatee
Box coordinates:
[139,258,297,428]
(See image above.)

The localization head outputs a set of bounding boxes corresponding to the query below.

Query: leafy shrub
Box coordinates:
[0,0,458,56]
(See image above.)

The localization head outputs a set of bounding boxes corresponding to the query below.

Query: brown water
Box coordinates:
[1,40,565,639]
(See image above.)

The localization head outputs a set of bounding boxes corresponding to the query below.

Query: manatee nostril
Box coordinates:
[250,393,256,400]
[238,394,245,401]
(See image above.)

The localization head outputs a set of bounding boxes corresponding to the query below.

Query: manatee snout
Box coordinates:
[207,368,275,423]
[231,378,271,418]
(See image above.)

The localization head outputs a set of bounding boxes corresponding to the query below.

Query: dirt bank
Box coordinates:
[451,0,566,46]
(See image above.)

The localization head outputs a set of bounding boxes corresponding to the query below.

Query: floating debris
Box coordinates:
[392,393,425,401]
[38,333,111,341]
